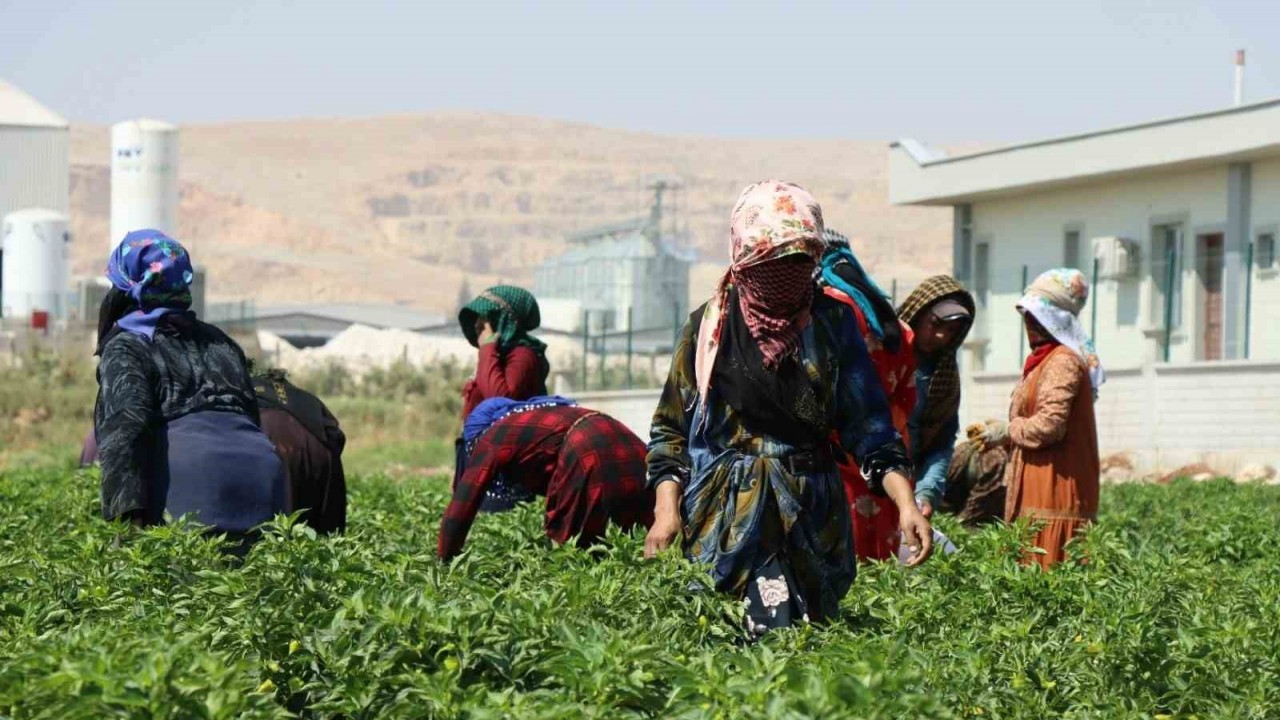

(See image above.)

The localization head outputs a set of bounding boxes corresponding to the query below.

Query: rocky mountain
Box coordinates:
[69,113,959,311]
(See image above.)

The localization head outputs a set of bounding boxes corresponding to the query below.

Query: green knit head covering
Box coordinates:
[458,285,547,355]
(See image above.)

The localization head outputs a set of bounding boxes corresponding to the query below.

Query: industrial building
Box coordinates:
[534,181,695,349]
[889,96,1280,474]
[254,303,446,347]
[0,79,69,321]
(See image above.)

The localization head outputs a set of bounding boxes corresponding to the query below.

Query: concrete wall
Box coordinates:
[968,164,1234,373]
[963,360,1280,474]
[588,361,1280,476]
[1249,158,1280,360]
[572,389,661,440]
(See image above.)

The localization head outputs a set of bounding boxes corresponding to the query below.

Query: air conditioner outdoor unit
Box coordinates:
[1092,236,1139,279]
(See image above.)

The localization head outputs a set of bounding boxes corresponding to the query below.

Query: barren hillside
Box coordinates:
[69,113,959,311]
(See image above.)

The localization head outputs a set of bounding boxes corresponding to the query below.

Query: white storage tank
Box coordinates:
[110,118,179,250]
[1,208,70,320]
[0,79,70,227]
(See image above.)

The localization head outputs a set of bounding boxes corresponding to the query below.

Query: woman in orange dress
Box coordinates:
[984,268,1104,569]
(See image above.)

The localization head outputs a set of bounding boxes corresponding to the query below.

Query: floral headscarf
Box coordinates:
[105,229,195,339]
[694,181,826,401]
[1016,268,1105,389]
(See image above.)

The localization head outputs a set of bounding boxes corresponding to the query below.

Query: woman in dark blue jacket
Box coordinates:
[94,230,288,547]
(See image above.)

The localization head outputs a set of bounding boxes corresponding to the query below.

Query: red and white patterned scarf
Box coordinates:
[694,181,826,401]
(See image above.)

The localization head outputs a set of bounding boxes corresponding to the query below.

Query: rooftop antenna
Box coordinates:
[1234,49,1246,106]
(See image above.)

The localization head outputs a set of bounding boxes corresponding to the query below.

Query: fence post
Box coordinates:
[1244,241,1254,360]
[1163,243,1177,363]
[625,306,634,389]
[581,310,590,392]
[1090,256,1100,340]
[1018,264,1029,366]
[672,300,680,350]
[891,278,898,307]
[598,322,607,390]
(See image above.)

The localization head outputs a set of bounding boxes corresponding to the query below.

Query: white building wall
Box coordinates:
[0,126,69,223]
[969,165,1229,374]
[963,360,1280,476]
[1248,158,1280,360]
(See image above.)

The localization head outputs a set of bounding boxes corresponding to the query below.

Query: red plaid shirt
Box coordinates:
[438,405,651,560]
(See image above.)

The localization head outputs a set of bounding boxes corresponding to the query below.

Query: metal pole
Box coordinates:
[581,310,589,392]
[1018,264,1029,365]
[625,306,634,389]
[1244,242,1254,360]
[598,320,606,390]
[891,278,898,307]
[1090,256,1100,340]
[672,300,680,349]
[1163,243,1177,363]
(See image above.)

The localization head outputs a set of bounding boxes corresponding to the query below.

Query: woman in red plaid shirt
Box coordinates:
[438,397,654,560]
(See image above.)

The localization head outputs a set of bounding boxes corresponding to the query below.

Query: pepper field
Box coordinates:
[1,466,1278,719]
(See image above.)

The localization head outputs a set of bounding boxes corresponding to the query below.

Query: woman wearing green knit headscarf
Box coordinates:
[458,285,550,420]
[455,285,551,512]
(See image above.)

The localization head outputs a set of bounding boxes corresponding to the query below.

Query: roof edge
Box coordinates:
[897,96,1280,168]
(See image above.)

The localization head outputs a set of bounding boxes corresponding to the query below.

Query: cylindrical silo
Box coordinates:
[110,118,179,250]
[1,208,70,320]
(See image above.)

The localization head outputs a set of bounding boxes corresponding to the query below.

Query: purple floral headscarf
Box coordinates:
[105,229,195,339]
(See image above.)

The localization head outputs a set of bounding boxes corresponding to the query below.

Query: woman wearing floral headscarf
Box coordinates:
[95,230,288,549]
[644,181,932,634]
[983,268,1103,569]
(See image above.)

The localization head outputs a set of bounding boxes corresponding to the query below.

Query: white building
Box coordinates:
[535,182,695,352]
[0,80,69,321]
[0,80,68,223]
[891,99,1280,474]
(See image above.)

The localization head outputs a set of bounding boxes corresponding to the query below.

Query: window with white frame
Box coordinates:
[1063,229,1082,269]
[973,242,990,307]
[1256,232,1276,269]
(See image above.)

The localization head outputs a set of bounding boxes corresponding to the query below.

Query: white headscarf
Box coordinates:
[1016,268,1106,390]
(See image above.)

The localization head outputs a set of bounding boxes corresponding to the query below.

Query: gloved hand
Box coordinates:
[977,421,1009,450]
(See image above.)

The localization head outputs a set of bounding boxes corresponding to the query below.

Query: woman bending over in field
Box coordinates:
[439,397,652,560]
[454,285,551,511]
[981,268,1103,569]
[644,181,932,635]
[94,231,288,550]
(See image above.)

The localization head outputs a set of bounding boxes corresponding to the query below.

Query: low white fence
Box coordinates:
[964,359,1280,474]
[577,360,1280,477]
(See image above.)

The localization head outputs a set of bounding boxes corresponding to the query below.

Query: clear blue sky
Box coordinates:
[1,0,1276,142]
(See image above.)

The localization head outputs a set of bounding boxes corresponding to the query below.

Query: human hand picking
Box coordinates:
[898,505,934,567]
[644,481,683,559]
[977,421,1009,450]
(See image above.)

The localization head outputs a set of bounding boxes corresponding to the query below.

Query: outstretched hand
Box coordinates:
[899,506,934,567]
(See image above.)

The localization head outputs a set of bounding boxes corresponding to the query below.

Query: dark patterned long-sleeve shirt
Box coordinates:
[646,296,906,493]
[94,316,261,521]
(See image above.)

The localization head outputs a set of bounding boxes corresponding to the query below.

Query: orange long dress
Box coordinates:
[1003,346,1100,569]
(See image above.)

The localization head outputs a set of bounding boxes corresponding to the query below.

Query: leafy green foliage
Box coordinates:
[1,469,1277,717]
